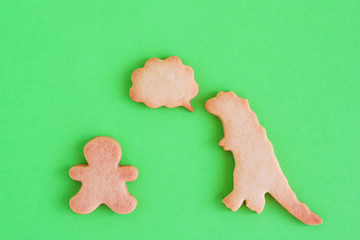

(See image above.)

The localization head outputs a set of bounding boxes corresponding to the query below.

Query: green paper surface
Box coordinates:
[1,0,359,239]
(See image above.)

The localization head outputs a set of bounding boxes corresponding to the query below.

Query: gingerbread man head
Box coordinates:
[84,136,122,167]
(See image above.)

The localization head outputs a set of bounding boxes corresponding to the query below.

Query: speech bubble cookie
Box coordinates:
[129,56,199,112]
[205,91,322,225]
[69,136,138,214]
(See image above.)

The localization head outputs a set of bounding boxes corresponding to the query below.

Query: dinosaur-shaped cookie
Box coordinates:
[129,56,198,112]
[69,136,138,214]
[205,91,322,225]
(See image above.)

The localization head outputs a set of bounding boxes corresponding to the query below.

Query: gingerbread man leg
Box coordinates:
[105,190,137,214]
[69,188,101,214]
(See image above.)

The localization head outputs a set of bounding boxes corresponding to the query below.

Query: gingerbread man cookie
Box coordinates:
[129,56,199,112]
[69,136,138,214]
[205,91,322,225]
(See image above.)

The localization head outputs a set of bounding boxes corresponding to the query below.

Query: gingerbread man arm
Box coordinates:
[118,166,138,182]
[69,164,88,181]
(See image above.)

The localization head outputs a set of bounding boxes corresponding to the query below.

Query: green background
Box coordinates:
[1,0,359,239]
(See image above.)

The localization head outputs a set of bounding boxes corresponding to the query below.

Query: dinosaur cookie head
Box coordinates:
[205,91,248,116]
[84,136,122,167]
[129,56,199,112]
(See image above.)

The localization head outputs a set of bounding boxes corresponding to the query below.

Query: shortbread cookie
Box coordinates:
[69,136,138,214]
[129,56,198,112]
[205,91,322,225]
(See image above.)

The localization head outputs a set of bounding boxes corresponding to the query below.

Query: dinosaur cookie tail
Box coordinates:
[270,182,323,225]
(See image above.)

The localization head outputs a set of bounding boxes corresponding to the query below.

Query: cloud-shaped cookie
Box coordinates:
[129,56,199,112]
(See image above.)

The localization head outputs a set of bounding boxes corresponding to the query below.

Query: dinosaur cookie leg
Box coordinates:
[245,194,266,214]
[69,188,101,214]
[223,191,266,213]
[223,191,244,212]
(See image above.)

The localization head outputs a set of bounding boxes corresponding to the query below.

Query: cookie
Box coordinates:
[205,91,322,225]
[129,56,198,112]
[69,136,138,214]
